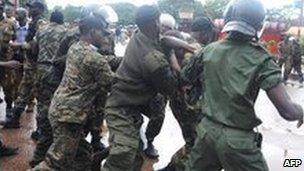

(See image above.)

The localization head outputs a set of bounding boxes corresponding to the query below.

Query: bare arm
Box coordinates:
[162,36,196,53]
[267,84,303,127]
[0,60,22,68]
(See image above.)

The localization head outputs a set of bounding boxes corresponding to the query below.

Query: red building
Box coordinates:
[214,19,288,56]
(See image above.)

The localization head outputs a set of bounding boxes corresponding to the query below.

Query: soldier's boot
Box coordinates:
[0,145,19,158]
[0,97,3,104]
[144,141,159,159]
[2,108,23,129]
[26,101,36,113]
[92,147,110,171]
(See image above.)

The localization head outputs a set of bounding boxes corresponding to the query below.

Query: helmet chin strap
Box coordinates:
[257,20,266,40]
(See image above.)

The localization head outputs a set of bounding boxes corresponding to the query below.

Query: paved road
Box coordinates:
[1,84,304,170]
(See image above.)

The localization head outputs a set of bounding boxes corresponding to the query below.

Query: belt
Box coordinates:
[203,116,253,132]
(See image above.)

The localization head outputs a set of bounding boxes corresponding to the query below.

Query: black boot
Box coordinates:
[0,145,19,158]
[2,108,23,129]
[144,141,159,159]
[92,147,110,171]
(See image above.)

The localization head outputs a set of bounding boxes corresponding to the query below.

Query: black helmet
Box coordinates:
[222,0,265,36]
[135,5,160,26]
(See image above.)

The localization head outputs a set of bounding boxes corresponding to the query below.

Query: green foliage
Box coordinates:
[201,0,229,19]
[158,0,205,22]
[266,5,298,25]
[109,3,137,25]
[61,5,82,23]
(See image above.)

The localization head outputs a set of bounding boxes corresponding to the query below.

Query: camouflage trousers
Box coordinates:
[143,94,166,142]
[169,95,201,151]
[31,65,58,166]
[182,117,268,171]
[161,95,202,170]
[102,106,145,171]
[0,67,23,110]
[32,121,92,171]
[14,59,37,111]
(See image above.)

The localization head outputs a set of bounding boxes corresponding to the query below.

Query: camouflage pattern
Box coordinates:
[143,93,166,143]
[0,18,22,110]
[12,17,46,114]
[51,27,120,153]
[49,41,113,124]
[103,30,179,170]
[35,40,113,170]
[30,22,67,166]
[32,122,92,171]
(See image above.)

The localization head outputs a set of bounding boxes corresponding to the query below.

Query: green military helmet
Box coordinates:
[222,0,265,36]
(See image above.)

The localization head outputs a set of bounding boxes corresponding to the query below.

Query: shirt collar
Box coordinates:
[136,29,161,49]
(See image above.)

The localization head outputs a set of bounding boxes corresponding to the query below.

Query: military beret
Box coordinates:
[191,17,214,32]
[135,5,161,26]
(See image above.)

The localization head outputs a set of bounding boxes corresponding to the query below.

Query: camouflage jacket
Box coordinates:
[49,40,113,124]
[36,22,66,66]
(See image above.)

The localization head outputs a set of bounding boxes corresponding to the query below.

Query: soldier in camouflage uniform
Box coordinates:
[102,5,194,171]
[0,60,22,158]
[52,7,121,161]
[2,1,46,131]
[160,17,218,171]
[0,3,20,114]
[179,0,303,170]
[32,15,113,171]
[0,1,22,113]
[29,10,67,168]
[283,37,304,84]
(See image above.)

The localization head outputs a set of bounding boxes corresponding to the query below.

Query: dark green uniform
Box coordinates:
[180,39,282,171]
[283,39,303,83]
[103,30,178,171]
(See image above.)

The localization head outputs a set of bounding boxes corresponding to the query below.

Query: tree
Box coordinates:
[110,3,137,25]
[158,0,205,22]
[266,5,300,26]
[62,5,82,23]
[201,0,229,19]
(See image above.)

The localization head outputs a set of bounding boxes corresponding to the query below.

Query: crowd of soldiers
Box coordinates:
[0,0,304,171]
